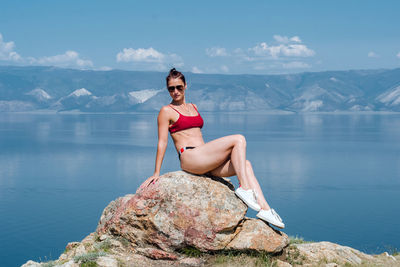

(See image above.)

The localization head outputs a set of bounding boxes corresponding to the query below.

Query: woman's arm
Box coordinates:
[153,107,170,176]
[137,107,170,192]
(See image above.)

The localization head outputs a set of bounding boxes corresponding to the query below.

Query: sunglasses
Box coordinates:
[167,85,184,92]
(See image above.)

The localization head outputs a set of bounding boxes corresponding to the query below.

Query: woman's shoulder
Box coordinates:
[158,104,175,118]
[160,104,173,113]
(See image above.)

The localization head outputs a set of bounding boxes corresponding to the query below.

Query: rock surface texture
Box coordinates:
[21,171,399,266]
[96,171,288,258]
[291,241,400,266]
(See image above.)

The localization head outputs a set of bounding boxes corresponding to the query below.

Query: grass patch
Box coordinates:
[211,250,275,267]
[94,239,112,253]
[253,252,275,267]
[73,251,106,265]
[81,262,98,267]
[178,247,277,266]
[385,246,400,256]
[115,236,131,248]
[178,246,204,257]
[289,235,311,244]
[286,245,307,266]
[213,250,237,264]
[41,261,57,267]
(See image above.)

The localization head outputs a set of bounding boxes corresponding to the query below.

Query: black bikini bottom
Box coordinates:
[178,146,196,160]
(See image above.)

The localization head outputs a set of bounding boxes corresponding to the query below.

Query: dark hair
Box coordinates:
[166,68,186,86]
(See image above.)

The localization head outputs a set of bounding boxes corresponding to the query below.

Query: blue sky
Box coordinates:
[1,0,399,74]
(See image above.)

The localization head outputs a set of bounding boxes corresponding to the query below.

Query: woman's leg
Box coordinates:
[181,134,271,210]
[244,160,270,210]
[180,134,251,189]
[209,158,270,210]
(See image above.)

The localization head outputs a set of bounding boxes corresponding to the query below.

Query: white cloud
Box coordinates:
[290,36,302,43]
[273,35,302,44]
[116,47,164,63]
[233,35,315,63]
[199,36,315,73]
[0,33,22,61]
[250,42,315,59]
[116,47,183,70]
[368,51,379,58]
[191,66,203,73]
[397,52,400,59]
[29,50,93,68]
[282,44,315,57]
[205,47,228,57]
[0,33,94,69]
[282,61,311,69]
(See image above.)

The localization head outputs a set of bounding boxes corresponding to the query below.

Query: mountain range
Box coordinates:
[1,65,400,112]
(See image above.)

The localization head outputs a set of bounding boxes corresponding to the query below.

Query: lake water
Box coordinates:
[1,112,400,266]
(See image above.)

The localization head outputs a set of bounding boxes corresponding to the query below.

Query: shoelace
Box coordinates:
[271,209,283,222]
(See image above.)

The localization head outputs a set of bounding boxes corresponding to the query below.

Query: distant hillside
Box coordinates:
[1,65,400,112]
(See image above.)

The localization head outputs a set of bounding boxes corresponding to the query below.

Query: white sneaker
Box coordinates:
[235,187,261,211]
[256,208,285,229]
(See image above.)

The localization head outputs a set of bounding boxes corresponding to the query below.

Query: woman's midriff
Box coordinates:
[170,127,205,154]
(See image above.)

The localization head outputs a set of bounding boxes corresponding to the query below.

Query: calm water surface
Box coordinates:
[1,113,399,266]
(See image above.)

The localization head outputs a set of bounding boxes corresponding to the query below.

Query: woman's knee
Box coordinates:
[233,134,246,146]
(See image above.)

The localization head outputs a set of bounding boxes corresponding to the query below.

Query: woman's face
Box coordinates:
[167,78,187,102]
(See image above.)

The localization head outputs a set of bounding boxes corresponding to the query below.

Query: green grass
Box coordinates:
[385,245,400,256]
[317,256,341,266]
[178,246,204,257]
[253,252,275,267]
[94,239,112,253]
[213,250,237,264]
[81,262,98,267]
[73,251,106,265]
[212,250,275,266]
[286,245,307,265]
[41,261,57,267]
[289,235,311,244]
[178,246,277,266]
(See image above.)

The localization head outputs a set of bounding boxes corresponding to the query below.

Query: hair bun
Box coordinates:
[166,68,186,86]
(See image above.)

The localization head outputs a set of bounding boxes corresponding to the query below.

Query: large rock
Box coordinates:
[291,241,400,266]
[226,219,288,253]
[96,171,289,259]
[294,241,374,265]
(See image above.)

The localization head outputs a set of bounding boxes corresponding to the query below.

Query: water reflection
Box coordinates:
[0,112,400,266]
[36,121,51,140]
[0,154,19,187]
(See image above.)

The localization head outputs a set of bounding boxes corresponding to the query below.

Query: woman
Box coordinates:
[138,68,284,229]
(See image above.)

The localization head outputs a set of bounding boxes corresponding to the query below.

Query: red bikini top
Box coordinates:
[168,104,204,133]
